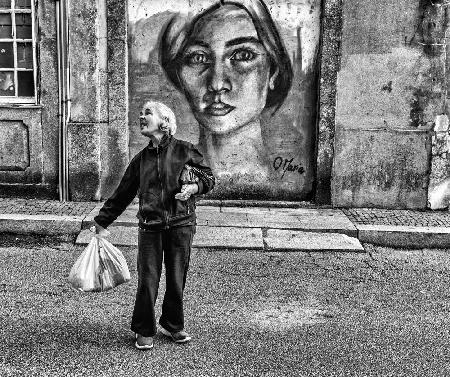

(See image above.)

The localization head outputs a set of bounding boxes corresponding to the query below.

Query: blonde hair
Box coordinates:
[144,101,177,136]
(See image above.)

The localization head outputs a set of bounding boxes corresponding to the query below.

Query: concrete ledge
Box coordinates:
[194,226,263,249]
[76,226,137,246]
[265,230,364,252]
[76,225,264,250]
[357,224,450,248]
[197,199,324,208]
[0,214,83,235]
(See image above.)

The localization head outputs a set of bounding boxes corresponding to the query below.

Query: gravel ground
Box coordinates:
[1,235,450,376]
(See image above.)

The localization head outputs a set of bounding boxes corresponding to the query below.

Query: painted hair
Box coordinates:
[159,0,293,112]
[144,101,177,136]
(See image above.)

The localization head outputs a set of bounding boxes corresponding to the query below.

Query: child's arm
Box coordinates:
[94,155,140,230]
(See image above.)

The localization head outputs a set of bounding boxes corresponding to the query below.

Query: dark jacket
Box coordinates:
[94,135,215,230]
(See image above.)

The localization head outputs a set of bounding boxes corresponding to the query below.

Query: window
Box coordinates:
[0,0,36,104]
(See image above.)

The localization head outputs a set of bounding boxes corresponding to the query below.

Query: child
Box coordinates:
[94,101,215,350]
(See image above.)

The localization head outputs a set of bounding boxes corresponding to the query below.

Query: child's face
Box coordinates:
[139,103,161,137]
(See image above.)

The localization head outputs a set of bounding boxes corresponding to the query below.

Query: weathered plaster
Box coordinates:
[38,0,60,190]
[0,108,43,184]
[102,0,129,199]
[315,0,343,204]
[427,1,450,195]
[330,0,446,208]
[332,128,431,209]
[68,123,103,201]
[68,0,108,124]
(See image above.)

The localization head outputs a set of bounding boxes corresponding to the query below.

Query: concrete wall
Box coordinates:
[331,0,445,208]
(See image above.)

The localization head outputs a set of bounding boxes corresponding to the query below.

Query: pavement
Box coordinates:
[1,197,450,249]
[2,239,450,376]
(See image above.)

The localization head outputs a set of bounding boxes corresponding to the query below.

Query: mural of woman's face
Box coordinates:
[179,5,278,135]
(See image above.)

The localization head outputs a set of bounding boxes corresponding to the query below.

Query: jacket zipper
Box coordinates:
[156,145,169,229]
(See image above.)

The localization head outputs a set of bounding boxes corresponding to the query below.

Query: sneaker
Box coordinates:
[135,333,154,350]
[160,326,192,343]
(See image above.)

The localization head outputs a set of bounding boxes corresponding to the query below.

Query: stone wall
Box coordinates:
[67,0,129,201]
[331,0,446,208]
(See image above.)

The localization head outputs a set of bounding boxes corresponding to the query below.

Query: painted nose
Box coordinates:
[207,62,231,93]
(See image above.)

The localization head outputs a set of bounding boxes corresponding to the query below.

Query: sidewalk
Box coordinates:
[0,198,449,249]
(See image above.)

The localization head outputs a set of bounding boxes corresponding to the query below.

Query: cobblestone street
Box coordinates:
[343,208,450,227]
[0,199,97,217]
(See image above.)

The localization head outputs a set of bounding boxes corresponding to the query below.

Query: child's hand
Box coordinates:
[175,184,199,201]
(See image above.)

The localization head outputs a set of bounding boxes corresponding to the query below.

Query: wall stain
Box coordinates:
[409,88,431,128]
[410,0,446,57]
[381,81,392,93]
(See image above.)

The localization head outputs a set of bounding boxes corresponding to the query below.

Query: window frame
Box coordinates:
[0,0,36,104]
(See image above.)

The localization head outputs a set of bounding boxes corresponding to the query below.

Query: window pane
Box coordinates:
[15,0,31,9]
[17,42,32,68]
[0,71,14,95]
[18,70,33,96]
[15,13,31,39]
[0,14,12,38]
[0,42,13,67]
[0,0,11,9]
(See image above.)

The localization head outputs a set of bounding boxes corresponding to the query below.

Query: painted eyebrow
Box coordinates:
[186,40,210,49]
[225,36,261,48]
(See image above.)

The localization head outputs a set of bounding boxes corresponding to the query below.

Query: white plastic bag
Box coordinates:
[68,233,131,292]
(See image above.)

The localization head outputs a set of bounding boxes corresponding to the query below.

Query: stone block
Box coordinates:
[0,121,29,171]
[99,120,129,199]
[107,0,127,40]
[315,0,343,205]
[68,123,103,201]
[357,224,450,249]
[76,225,264,250]
[76,226,137,246]
[0,214,82,236]
[0,108,43,184]
[194,226,264,249]
[264,229,364,252]
[332,128,432,209]
[68,0,108,124]
[38,36,59,186]
[249,208,357,236]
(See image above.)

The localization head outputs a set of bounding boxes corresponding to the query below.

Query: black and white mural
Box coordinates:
[128,0,320,199]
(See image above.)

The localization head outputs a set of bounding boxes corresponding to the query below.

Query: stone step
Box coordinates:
[82,205,357,236]
[76,226,364,252]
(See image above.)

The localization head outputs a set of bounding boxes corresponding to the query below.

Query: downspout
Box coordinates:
[56,0,70,201]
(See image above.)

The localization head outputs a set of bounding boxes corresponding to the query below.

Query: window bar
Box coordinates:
[32,0,36,103]
[12,0,17,98]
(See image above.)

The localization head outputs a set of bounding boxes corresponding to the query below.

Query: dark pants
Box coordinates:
[130,225,195,337]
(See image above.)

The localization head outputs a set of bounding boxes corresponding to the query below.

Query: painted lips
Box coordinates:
[204,102,235,116]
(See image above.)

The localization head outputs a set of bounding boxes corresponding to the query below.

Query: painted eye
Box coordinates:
[230,49,257,62]
[185,51,210,65]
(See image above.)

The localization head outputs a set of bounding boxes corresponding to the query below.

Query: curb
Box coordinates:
[1,208,450,249]
[0,214,83,241]
[356,224,450,249]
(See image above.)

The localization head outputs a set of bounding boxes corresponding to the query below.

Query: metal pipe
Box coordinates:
[56,0,63,201]
[56,0,69,201]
